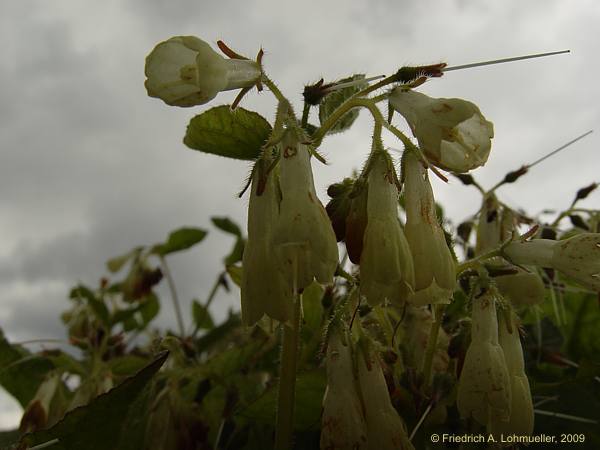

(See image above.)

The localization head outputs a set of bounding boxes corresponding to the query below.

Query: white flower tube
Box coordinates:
[272,129,339,289]
[360,151,414,306]
[489,311,534,440]
[145,36,261,107]
[457,290,511,425]
[320,330,368,450]
[402,150,455,305]
[389,89,494,173]
[504,233,600,291]
[241,161,293,326]
[357,345,414,450]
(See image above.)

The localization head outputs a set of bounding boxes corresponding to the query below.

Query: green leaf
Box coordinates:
[238,371,326,430]
[211,216,242,237]
[300,282,324,344]
[225,237,245,266]
[318,74,367,134]
[106,247,143,273]
[184,106,272,160]
[153,227,207,256]
[139,293,160,327]
[21,352,168,450]
[192,300,214,330]
[108,356,149,377]
[226,264,242,287]
[0,329,54,407]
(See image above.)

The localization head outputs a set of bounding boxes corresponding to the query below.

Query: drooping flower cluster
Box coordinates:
[489,311,534,440]
[360,151,415,306]
[402,149,456,305]
[242,129,338,325]
[457,288,511,425]
[320,329,368,450]
[321,328,414,450]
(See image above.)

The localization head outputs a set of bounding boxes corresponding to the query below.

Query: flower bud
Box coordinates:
[402,150,456,305]
[345,185,368,264]
[389,89,494,173]
[19,372,61,433]
[489,311,534,440]
[320,330,368,450]
[360,152,414,306]
[503,233,600,291]
[241,160,293,326]
[145,36,261,107]
[494,270,546,306]
[272,129,339,289]
[457,290,511,425]
[357,344,414,450]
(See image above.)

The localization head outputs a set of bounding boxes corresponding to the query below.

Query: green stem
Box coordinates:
[159,255,185,336]
[422,305,445,386]
[301,102,310,128]
[192,272,223,337]
[456,247,502,275]
[274,292,302,450]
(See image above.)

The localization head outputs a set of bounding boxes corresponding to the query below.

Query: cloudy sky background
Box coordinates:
[1,0,599,428]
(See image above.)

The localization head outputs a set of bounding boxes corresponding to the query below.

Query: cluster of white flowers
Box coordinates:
[144,35,599,449]
[321,328,414,450]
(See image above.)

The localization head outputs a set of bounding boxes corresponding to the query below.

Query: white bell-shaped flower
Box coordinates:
[457,289,511,425]
[389,89,494,173]
[320,330,368,450]
[272,129,339,289]
[357,344,414,450]
[504,233,600,291]
[241,161,293,326]
[145,36,261,107]
[402,150,456,305]
[360,151,414,306]
[488,311,534,440]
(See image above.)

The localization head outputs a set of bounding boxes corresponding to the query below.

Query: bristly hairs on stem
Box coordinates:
[489,130,593,193]
[443,50,570,72]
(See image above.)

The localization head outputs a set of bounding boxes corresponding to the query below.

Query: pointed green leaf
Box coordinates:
[318,74,367,134]
[224,238,245,266]
[153,227,207,256]
[21,352,168,450]
[211,216,242,237]
[192,299,214,330]
[0,329,54,407]
[184,106,272,160]
[139,293,160,327]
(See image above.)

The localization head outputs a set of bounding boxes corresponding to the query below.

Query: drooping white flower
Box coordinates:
[272,128,339,289]
[457,289,511,425]
[357,344,414,450]
[489,311,534,440]
[145,36,261,107]
[360,151,414,306]
[402,150,455,306]
[389,89,494,173]
[320,330,368,450]
[241,160,293,326]
[503,233,600,291]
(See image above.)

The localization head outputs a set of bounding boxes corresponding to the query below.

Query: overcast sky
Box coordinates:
[1,0,599,428]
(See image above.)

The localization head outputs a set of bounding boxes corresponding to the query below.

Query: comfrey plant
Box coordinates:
[140,40,596,450]
[5,41,600,450]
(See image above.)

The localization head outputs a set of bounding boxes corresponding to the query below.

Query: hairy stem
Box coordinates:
[422,305,445,386]
[274,260,302,450]
[159,255,185,336]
